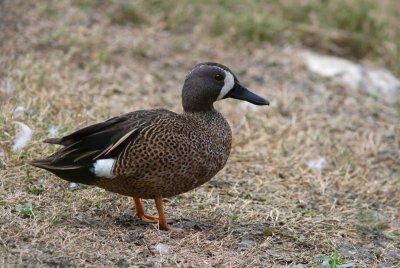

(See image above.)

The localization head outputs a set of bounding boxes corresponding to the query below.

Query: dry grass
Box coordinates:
[1,1,400,267]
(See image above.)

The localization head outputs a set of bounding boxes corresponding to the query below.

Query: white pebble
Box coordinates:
[155,243,169,254]
[48,125,58,138]
[12,121,32,152]
[14,105,26,115]
[307,157,327,173]
[69,182,79,189]
[238,239,255,249]
[2,78,14,94]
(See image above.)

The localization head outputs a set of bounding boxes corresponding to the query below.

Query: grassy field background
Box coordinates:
[1,0,400,267]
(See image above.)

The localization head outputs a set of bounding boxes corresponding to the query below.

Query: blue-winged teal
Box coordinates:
[31,62,269,231]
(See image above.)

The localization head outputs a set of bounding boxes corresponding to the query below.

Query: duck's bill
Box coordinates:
[225,83,269,105]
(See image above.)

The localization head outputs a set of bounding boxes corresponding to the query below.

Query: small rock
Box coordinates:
[254,164,263,175]
[48,125,58,138]
[302,51,362,89]
[69,183,79,190]
[155,243,169,254]
[1,78,14,94]
[13,105,26,115]
[238,239,255,250]
[296,200,307,209]
[36,178,45,187]
[363,69,400,102]
[307,157,327,173]
[116,258,130,268]
[302,51,400,103]
[127,231,143,242]
[208,180,223,188]
[208,180,230,188]
[12,121,32,152]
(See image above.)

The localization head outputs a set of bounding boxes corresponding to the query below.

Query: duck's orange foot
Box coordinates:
[154,197,193,235]
[158,223,195,236]
[158,222,182,232]
[133,197,158,224]
[135,213,158,224]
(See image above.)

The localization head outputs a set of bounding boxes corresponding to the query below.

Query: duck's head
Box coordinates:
[182,62,269,112]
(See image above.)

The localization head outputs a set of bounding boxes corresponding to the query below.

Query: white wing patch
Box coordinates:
[92,158,116,178]
[217,70,235,100]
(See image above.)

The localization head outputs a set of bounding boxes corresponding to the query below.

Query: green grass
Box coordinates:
[15,203,35,218]
[73,0,400,76]
[281,0,387,55]
[315,251,354,268]
[29,186,45,196]
[130,40,150,58]
[108,1,146,25]
[356,209,390,234]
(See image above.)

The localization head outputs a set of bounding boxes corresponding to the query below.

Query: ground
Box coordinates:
[1,1,399,267]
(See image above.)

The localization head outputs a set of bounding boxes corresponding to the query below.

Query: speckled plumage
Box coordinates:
[31,62,268,231]
[97,109,232,198]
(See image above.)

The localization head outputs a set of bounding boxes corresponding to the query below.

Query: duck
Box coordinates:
[30,62,269,231]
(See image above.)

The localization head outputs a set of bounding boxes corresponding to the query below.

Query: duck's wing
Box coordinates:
[30,109,175,184]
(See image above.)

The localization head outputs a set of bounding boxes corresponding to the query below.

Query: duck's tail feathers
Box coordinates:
[43,138,62,144]
[29,159,99,185]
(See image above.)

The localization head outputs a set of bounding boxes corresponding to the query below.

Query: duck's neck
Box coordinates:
[182,102,215,113]
[183,106,219,115]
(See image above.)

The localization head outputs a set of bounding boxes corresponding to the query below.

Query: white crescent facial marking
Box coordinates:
[92,158,116,178]
[217,70,235,100]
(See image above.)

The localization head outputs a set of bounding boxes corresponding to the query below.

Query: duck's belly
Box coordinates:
[96,144,230,198]
[97,166,220,198]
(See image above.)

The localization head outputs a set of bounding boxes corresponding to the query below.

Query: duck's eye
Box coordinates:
[215,73,224,81]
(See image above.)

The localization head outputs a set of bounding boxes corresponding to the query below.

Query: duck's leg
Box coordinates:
[155,196,181,232]
[133,197,158,223]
